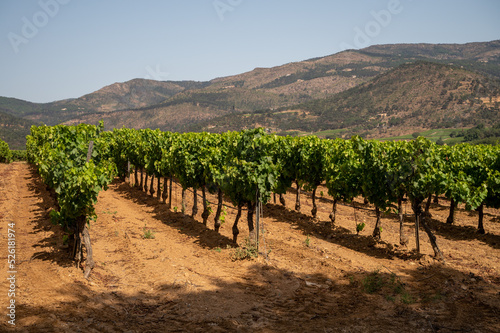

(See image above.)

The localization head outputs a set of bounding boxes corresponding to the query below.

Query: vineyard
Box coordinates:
[25,123,500,269]
[1,124,500,331]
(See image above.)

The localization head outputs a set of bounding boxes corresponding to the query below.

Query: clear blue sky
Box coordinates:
[1,0,499,103]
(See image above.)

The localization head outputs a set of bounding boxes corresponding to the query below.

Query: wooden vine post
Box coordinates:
[255,190,260,254]
[80,140,95,279]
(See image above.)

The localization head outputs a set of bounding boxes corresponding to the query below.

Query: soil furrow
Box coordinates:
[0,162,498,332]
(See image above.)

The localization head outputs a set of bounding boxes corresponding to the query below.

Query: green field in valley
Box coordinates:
[378,128,467,144]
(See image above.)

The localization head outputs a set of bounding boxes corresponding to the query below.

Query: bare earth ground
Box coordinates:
[1,162,499,332]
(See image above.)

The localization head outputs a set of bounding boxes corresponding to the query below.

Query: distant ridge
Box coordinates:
[1,40,499,147]
[0,110,38,150]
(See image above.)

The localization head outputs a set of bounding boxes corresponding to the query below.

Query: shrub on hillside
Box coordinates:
[0,139,12,163]
[10,150,27,161]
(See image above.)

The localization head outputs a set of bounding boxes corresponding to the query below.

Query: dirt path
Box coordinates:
[1,162,499,332]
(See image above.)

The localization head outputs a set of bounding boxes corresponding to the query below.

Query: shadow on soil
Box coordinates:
[24,165,74,268]
[272,190,500,255]
[10,259,500,332]
[112,180,425,263]
[263,203,422,262]
[419,198,500,248]
[114,181,235,250]
[426,216,500,250]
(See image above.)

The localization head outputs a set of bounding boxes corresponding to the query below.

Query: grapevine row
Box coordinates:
[26,122,116,277]
[105,128,500,260]
[26,124,500,275]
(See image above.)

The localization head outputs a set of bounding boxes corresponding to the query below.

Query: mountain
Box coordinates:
[209,40,500,94]
[298,60,500,134]
[60,40,500,133]
[358,40,500,79]
[1,40,499,142]
[52,79,210,113]
[0,79,210,125]
[0,111,38,150]
[188,61,500,137]
[60,50,382,131]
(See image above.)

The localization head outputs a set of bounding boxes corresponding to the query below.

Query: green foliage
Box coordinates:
[31,124,498,241]
[26,123,116,231]
[356,222,366,234]
[10,150,27,161]
[231,238,258,260]
[270,135,295,195]
[439,143,498,210]
[0,110,38,150]
[324,138,363,203]
[219,207,227,226]
[362,270,412,303]
[362,270,385,293]
[406,137,446,203]
[167,131,214,191]
[142,227,156,239]
[0,139,12,163]
[218,129,280,207]
[352,137,398,211]
[463,124,500,144]
[296,135,326,192]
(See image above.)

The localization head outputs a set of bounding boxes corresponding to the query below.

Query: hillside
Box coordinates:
[208,50,379,97]
[58,40,500,134]
[1,40,500,140]
[189,61,500,137]
[0,111,38,149]
[210,40,500,96]
[358,40,500,80]
[301,61,500,133]
[52,79,210,114]
[0,79,210,126]
[0,96,45,117]
[64,86,313,132]
[61,50,384,131]
[1,162,499,332]
[64,102,226,132]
